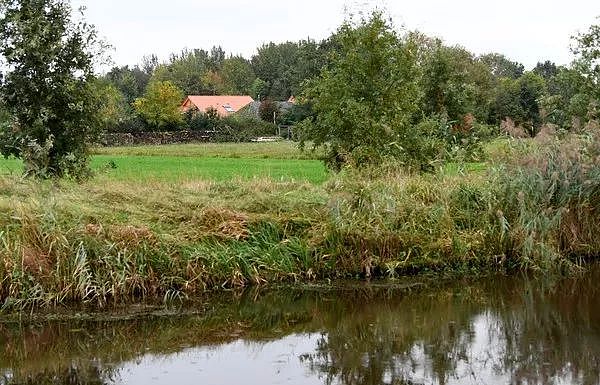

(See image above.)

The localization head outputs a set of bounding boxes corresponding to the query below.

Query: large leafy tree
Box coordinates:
[251,39,327,100]
[221,56,256,95]
[533,60,559,81]
[0,0,105,178]
[517,72,546,132]
[133,81,184,130]
[572,21,600,117]
[300,12,420,169]
[93,79,131,132]
[492,72,546,134]
[419,42,478,122]
[151,49,210,95]
[537,21,600,129]
[540,67,591,128]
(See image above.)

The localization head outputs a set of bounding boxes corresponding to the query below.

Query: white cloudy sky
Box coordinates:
[71,0,598,71]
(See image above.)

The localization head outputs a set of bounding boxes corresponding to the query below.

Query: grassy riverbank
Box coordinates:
[0,136,598,309]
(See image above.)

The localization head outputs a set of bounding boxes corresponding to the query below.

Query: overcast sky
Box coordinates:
[71,0,598,71]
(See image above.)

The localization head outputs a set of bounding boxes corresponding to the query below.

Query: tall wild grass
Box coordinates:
[491,123,600,270]
[0,126,599,309]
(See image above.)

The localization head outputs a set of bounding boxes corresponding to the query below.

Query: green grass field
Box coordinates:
[0,142,329,184]
[0,141,500,183]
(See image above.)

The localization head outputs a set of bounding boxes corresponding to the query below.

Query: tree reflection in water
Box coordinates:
[301,274,600,385]
[1,269,599,385]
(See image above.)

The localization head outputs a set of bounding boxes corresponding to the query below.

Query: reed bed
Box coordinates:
[0,131,599,309]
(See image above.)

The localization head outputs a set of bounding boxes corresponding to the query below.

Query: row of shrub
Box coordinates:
[108,111,282,141]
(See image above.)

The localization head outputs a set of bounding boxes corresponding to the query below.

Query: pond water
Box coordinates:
[1,267,600,385]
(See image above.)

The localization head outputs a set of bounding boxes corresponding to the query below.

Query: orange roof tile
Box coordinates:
[181,95,254,117]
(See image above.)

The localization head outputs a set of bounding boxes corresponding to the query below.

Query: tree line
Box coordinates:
[96,40,328,132]
[0,0,598,177]
[97,14,599,141]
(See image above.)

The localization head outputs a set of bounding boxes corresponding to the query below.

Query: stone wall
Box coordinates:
[100,131,215,147]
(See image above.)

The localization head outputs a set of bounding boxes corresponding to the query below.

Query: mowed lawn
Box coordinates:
[0,142,329,184]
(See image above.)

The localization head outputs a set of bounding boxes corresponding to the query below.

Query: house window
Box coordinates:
[223,104,235,113]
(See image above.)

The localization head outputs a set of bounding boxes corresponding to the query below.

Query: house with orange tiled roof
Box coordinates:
[181,95,254,117]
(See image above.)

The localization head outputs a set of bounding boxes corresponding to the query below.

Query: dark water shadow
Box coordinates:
[1,269,600,384]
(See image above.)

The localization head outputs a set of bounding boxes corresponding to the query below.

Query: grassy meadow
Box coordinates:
[0,135,599,309]
[0,142,328,184]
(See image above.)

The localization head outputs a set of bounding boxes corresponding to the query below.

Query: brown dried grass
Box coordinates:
[109,225,156,247]
[183,207,250,241]
[501,118,529,138]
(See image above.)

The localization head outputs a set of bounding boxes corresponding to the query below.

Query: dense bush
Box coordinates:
[180,110,278,142]
[183,107,219,132]
[109,115,149,133]
[214,115,278,142]
[491,123,600,270]
[413,114,485,167]
[258,99,280,123]
[279,103,314,127]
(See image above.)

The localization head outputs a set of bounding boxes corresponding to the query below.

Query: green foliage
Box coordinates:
[539,67,587,128]
[133,81,184,130]
[279,103,314,126]
[151,49,209,95]
[493,78,523,124]
[408,33,496,124]
[517,72,546,132]
[221,56,256,95]
[419,42,479,122]
[479,53,525,79]
[413,115,484,166]
[103,65,150,104]
[182,107,279,141]
[201,70,226,95]
[183,107,217,131]
[299,12,421,170]
[147,47,237,96]
[533,60,559,80]
[572,21,600,101]
[251,39,327,100]
[524,20,600,132]
[251,78,269,100]
[93,80,132,132]
[214,115,279,142]
[492,72,546,134]
[0,0,104,179]
[0,103,10,130]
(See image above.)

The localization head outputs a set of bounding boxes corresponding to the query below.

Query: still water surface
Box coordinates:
[1,268,600,385]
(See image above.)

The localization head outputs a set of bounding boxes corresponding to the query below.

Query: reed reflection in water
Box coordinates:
[1,268,599,385]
